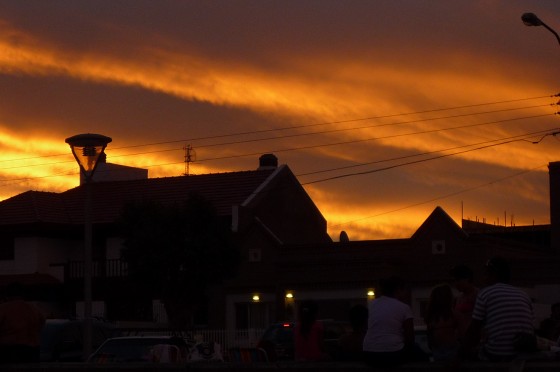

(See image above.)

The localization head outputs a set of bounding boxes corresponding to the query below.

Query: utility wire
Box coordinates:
[296,128,557,177]
[107,94,557,150]
[328,164,546,228]
[1,127,553,185]
[194,112,556,163]
[0,117,555,184]
[180,104,553,150]
[2,108,555,172]
[301,133,554,185]
[0,95,555,164]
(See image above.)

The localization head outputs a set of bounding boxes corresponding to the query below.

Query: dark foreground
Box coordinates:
[2,361,560,371]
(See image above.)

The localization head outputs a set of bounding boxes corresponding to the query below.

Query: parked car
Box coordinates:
[257,322,295,360]
[40,319,118,362]
[256,320,351,361]
[87,336,190,363]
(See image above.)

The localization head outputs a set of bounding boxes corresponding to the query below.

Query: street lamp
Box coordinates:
[521,12,560,46]
[65,133,112,360]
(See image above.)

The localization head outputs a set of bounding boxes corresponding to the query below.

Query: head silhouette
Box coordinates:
[298,300,319,338]
[485,256,511,284]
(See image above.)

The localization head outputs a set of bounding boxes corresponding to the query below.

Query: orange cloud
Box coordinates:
[0,6,557,240]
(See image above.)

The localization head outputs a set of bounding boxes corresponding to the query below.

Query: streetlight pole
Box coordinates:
[65,133,112,360]
[522,12,560,46]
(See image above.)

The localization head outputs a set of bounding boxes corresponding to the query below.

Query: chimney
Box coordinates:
[549,161,560,253]
[258,153,278,170]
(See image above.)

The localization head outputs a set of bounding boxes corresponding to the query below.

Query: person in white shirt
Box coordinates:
[363,276,427,366]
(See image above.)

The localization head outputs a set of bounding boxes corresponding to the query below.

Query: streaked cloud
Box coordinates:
[0,1,558,240]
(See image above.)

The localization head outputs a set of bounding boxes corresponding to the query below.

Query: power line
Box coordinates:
[0,167,78,184]
[296,128,556,177]
[2,107,555,172]
[194,112,556,163]
[185,104,554,150]
[107,94,557,149]
[0,94,555,164]
[328,164,547,228]
[301,131,556,185]
[1,125,551,188]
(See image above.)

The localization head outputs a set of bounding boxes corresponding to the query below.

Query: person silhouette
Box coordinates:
[450,264,478,339]
[294,300,327,361]
[363,276,427,367]
[424,284,460,361]
[460,257,535,362]
[0,282,45,363]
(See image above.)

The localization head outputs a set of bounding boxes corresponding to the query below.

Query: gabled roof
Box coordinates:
[411,206,468,240]
[0,168,279,226]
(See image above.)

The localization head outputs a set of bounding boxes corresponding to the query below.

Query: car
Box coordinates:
[87,336,190,363]
[257,322,295,360]
[256,320,351,361]
[40,319,118,362]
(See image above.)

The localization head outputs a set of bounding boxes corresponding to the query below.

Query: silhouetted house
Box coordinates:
[0,154,331,327]
[269,205,560,324]
[243,163,560,325]
[2,154,560,329]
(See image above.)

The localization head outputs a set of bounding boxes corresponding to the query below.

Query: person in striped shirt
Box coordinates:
[461,257,535,362]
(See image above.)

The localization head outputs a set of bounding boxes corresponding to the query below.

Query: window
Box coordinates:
[431,240,446,254]
[0,236,14,260]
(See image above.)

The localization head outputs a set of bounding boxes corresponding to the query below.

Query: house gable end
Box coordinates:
[240,165,331,245]
[411,206,468,255]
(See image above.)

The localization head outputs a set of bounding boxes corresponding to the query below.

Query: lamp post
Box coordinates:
[521,12,560,46]
[65,133,112,360]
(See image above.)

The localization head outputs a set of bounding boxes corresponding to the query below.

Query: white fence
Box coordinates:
[119,326,265,352]
[189,328,265,350]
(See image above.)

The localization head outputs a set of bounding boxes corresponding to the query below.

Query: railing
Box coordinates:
[68,259,128,279]
[117,326,265,351]
[190,328,264,350]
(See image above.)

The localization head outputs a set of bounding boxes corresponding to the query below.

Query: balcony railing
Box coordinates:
[68,259,128,279]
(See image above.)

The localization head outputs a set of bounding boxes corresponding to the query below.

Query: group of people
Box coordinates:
[294,256,550,367]
[362,256,539,366]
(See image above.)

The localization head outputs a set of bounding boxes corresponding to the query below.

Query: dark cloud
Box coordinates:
[0,73,296,143]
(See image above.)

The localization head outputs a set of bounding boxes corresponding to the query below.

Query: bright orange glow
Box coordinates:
[0,3,557,240]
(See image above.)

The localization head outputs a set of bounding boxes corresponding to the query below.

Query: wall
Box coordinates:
[0,237,78,276]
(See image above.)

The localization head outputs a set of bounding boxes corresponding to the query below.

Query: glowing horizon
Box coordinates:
[0,2,558,240]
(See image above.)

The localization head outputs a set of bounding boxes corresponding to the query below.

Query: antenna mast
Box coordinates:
[183,144,196,176]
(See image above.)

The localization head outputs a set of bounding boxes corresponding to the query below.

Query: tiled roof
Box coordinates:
[0,191,69,225]
[0,168,278,226]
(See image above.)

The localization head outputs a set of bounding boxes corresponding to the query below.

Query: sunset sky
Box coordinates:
[0,1,559,241]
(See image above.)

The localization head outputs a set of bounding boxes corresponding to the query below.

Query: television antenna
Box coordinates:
[183,144,196,176]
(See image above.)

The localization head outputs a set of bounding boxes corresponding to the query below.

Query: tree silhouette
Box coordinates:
[119,192,240,329]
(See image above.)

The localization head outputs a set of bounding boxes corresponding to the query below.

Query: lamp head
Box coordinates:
[65,133,112,181]
[522,12,543,27]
